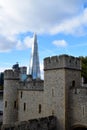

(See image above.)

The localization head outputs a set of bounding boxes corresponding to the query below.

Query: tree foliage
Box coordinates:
[80,56,87,83]
[0,72,4,89]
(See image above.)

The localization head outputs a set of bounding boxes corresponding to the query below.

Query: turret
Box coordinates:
[44,54,81,130]
[3,69,20,125]
[44,55,81,71]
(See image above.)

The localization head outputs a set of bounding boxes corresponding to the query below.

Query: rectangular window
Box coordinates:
[24,102,26,111]
[5,101,7,108]
[81,105,85,117]
[52,89,54,97]
[21,91,23,98]
[83,106,84,116]
[82,106,85,116]
[39,104,41,113]
[72,80,75,87]
[14,101,17,109]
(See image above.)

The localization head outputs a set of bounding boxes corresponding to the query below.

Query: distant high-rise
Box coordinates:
[29,33,41,79]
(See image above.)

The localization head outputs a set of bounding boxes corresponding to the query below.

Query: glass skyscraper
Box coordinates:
[29,33,41,79]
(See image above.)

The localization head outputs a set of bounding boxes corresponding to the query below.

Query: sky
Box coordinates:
[0,0,87,78]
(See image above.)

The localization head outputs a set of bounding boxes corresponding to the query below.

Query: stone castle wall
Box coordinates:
[44,69,66,130]
[64,69,81,130]
[4,70,19,80]
[18,80,44,91]
[18,90,44,121]
[44,55,82,130]
[18,79,44,121]
[2,54,87,130]
[44,55,81,70]
[68,87,87,128]
[3,70,19,125]
[1,116,57,130]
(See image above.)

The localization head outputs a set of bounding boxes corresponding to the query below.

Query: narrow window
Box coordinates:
[39,104,41,113]
[52,89,54,97]
[82,106,85,116]
[5,101,7,108]
[72,80,75,87]
[21,91,23,98]
[14,101,17,109]
[24,102,26,111]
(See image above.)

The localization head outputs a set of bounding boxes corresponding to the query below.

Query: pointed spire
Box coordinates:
[29,33,41,79]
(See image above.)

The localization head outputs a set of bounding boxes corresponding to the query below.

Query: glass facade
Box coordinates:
[29,34,41,79]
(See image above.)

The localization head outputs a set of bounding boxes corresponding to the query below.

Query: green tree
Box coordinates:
[80,56,87,83]
[0,72,4,89]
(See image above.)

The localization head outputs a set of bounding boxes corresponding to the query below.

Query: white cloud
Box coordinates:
[16,36,33,50]
[0,0,86,52]
[53,40,67,47]
[0,0,85,35]
[0,35,16,52]
[0,34,34,52]
[50,8,87,35]
[24,36,33,48]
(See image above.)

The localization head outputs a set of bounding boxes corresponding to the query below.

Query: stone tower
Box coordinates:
[44,55,81,130]
[29,33,41,79]
[3,68,20,125]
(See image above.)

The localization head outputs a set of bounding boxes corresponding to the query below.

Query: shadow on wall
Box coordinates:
[72,125,87,130]
[73,127,87,130]
[1,116,58,130]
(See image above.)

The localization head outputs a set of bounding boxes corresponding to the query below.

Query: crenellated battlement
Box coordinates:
[44,54,81,71]
[18,80,44,91]
[4,69,20,80]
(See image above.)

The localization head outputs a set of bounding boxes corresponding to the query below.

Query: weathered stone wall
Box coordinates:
[44,69,66,130]
[18,80,44,90]
[68,87,87,129]
[3,54,87,130]
[1,116,57,130]
[44,55,81,71]
[18,79,44,121]
[64,69,81,130]
[44,55,81,130]
[3,70,19,125]
[18,90,44,121]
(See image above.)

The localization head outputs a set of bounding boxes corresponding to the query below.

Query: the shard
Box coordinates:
[29,33,41,79]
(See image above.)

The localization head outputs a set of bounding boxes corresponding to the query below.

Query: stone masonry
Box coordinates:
[1,116,57,130]
[2,54,87,130]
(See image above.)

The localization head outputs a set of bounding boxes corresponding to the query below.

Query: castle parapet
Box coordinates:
[4,69,20,80]
[18,80,44,91]
[44,55,81,71]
